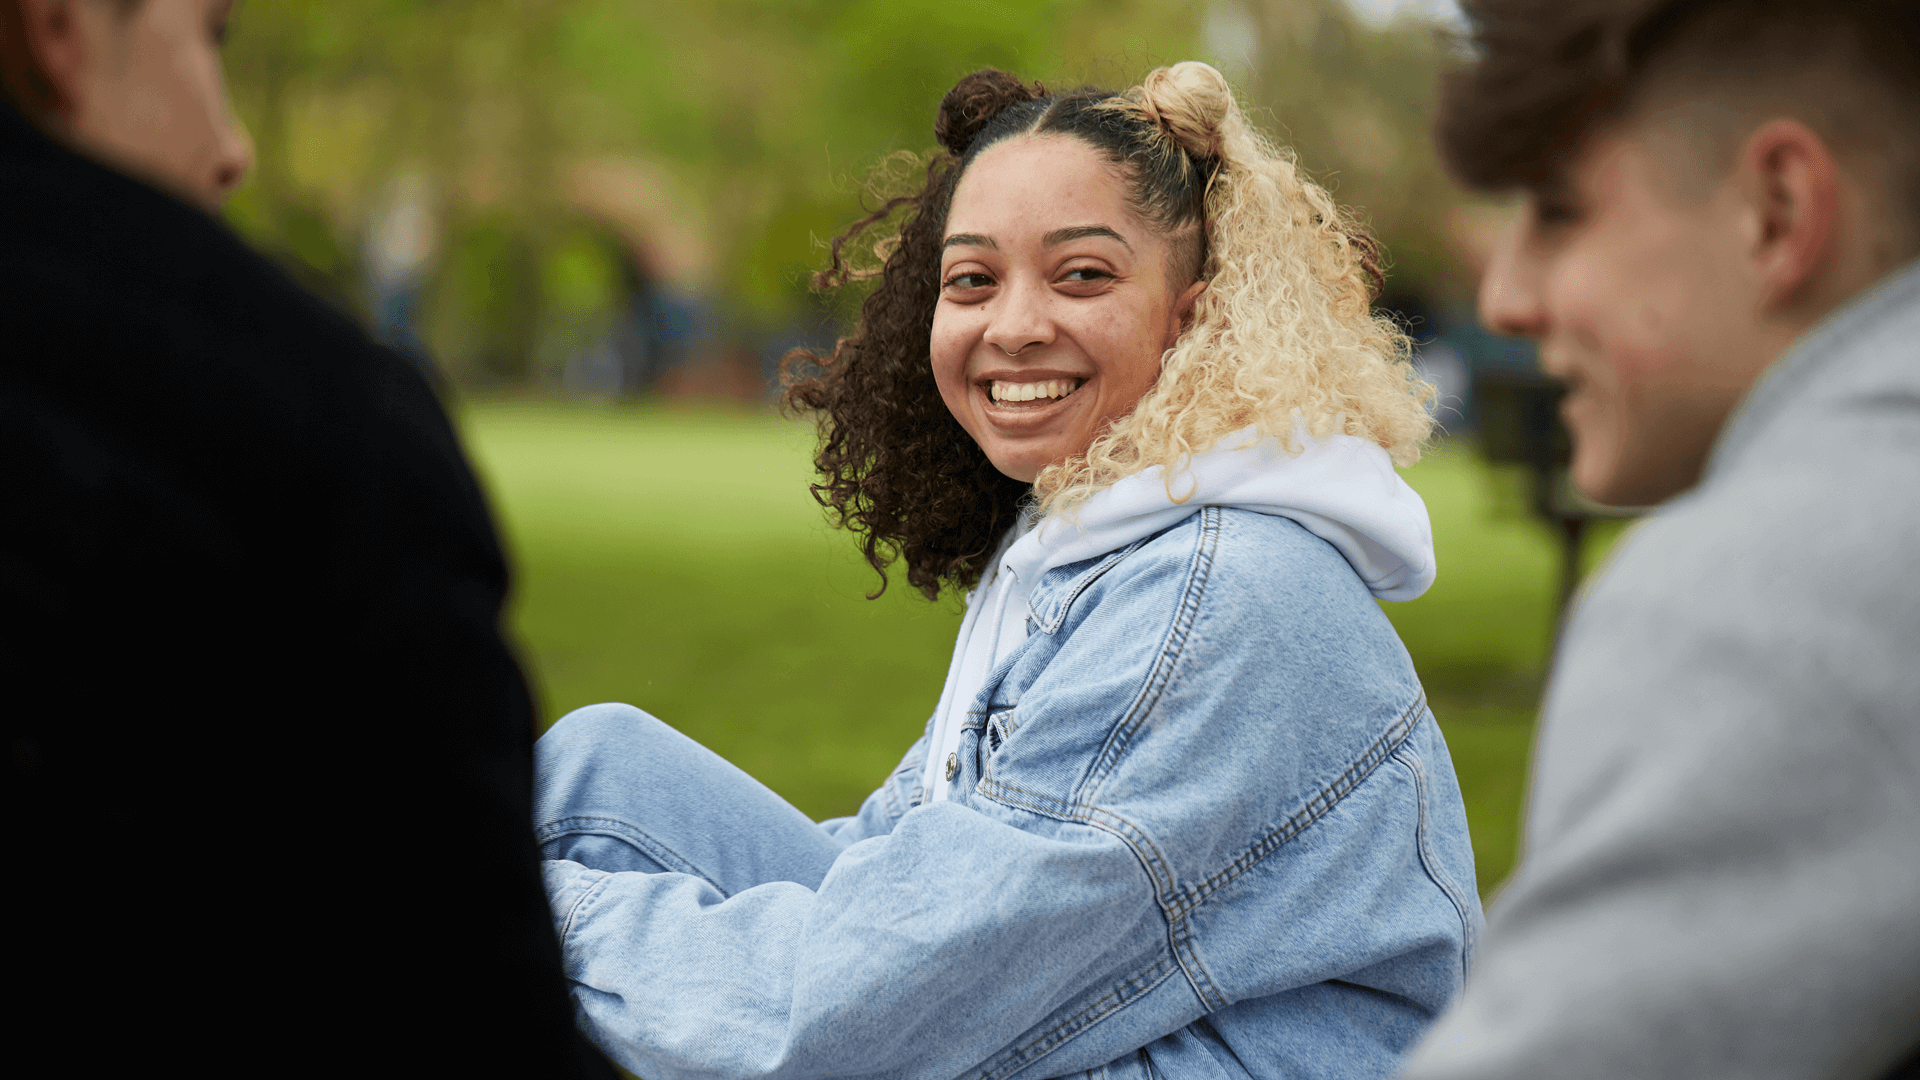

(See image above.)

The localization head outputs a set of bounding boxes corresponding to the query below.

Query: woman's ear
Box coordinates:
[1166,280,1207,346]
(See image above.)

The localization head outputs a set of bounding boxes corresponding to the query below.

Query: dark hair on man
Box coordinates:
[782,69,1224,600]
[1436,0,1920,212]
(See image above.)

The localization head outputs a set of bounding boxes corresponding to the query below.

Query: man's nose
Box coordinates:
[1478,217,1549,340]
[982,277,1054,357]
[211,114,254,205]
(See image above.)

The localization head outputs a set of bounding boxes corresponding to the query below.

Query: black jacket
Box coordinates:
[2,102,614,1077]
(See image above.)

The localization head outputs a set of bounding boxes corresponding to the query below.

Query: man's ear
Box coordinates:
[1736,119,1839,312]
[13,0,88,120]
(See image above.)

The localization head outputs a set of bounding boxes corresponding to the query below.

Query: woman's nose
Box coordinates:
[981,278,1055,357]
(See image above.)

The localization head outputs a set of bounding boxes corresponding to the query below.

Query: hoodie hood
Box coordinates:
[1005,422,1436,604]
[919,423,1435,804]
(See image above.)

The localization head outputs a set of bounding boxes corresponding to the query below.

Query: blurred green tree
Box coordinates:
[220,0,1468,391]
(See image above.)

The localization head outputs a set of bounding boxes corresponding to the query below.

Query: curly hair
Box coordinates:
[784,63,1432,600]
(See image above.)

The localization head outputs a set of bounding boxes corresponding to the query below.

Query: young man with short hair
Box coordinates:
[1,3,613,1073]
[1401,1,1919,1077]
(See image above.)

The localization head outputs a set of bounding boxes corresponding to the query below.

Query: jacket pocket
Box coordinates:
[986,709,1018,753]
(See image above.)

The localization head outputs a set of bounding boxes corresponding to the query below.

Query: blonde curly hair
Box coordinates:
[1039,61,1434,513]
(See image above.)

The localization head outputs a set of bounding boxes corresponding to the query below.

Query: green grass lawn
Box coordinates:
[463,401,1620,896]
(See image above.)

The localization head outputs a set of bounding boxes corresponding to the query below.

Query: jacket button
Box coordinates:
[944,752,958,781]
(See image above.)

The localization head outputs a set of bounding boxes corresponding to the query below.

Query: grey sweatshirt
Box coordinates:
[1400,260,1920,1080]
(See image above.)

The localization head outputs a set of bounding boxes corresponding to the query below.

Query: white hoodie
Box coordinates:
[919,423,1437,804]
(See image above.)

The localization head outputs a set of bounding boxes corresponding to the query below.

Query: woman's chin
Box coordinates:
[973,390,1114,484]
[980,435,1081,485]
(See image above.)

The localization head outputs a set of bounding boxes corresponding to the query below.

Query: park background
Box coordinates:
[218,0,1607,895]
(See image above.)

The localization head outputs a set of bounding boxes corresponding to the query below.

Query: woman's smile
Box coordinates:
[986,376,1085,405]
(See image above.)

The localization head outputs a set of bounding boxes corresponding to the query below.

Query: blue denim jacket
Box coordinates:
[543,506,1482,1079]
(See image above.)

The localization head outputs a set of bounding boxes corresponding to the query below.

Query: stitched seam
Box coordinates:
[974,784,1178,904]
[979,784,1201,1009]
[1166,694,1425,919]
[1167,899,1224,1010]
[533,815,723,893]
[1081,508,1221,802]
[979,957,1180,1080]
[978,778,1079,821]
[1083,806,1177,910]
[1394,742,1479,976]
[1033,538,1153,634]
[559,870,608,946]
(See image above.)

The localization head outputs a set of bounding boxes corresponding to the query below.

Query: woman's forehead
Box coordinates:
[945,135,1147,247]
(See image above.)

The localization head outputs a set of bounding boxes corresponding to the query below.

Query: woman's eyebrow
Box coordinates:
[943,233,997,251]
[1044,225,1131,250]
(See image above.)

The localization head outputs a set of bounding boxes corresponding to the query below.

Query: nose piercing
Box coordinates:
[998,342,1030,357]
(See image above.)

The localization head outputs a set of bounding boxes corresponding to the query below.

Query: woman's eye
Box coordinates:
[943,272,994,292]
[1061,267,1114,284]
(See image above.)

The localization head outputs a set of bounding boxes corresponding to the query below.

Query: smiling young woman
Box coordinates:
[530,63,1478,1080]
[930,134,1205,484]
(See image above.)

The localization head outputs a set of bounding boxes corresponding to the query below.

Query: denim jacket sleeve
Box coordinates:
[542,508,1477,1080]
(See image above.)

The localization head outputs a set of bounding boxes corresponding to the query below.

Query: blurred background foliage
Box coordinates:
[221,0,1474,392]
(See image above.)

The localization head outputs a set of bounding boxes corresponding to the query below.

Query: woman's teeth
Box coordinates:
[989,378,1082,404]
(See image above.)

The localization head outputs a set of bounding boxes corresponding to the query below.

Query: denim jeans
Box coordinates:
[535,702,847,894]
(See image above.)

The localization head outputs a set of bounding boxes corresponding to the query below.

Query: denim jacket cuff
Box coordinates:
[541,859,609,944]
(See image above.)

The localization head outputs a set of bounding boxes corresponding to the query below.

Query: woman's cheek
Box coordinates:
[927,322,975,422]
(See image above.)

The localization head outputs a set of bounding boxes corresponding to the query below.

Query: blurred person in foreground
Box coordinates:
[1401,2,1920,1079]
[0,2,612,1074]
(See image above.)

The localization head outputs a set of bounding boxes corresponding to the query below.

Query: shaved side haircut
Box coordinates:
[1436,0,1920,244]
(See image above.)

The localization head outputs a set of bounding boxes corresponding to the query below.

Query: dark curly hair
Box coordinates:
[783,69,1221,600]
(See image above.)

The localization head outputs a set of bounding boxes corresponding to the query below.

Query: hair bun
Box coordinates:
[936,69,1047,156]
[1138,61,1233,159]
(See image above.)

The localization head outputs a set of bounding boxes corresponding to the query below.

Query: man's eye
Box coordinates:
[211,1,235,46]
[1532,197,1582,228]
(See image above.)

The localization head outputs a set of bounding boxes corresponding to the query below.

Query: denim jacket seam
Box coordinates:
[977,953,1182,1080]
[975,782,1179,903]
[1080,507,1222,804]
[1154,699,1426,1011]
[1030,538,1153,635]
[1166,693,1426,920]
[1167,902,1227,1010]
[1390,740,1479,976]
[1080,806,1226,1008]
[977,782,1221,1009]
[558,869,609,949]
